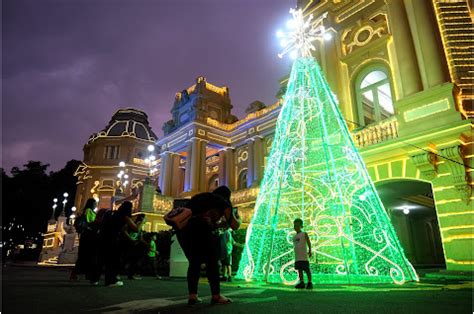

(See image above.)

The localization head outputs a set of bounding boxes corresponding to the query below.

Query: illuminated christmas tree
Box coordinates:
[236,9,418,285]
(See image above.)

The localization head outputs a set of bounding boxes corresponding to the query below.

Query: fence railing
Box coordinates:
[352,117,399,148]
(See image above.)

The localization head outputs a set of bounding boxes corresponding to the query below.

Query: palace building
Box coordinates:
[72,0,472,272]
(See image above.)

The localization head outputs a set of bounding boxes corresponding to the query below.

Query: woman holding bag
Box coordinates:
[176,185,241,306]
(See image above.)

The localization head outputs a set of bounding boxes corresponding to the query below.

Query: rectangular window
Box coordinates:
[105,146,120,159]
[44,238,54,248]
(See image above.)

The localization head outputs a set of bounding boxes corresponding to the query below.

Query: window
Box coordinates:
[102,180,114,188]
[356,68,394,126]
[105,145,120,159]
[238,169,248,190]
[108,122,127,136]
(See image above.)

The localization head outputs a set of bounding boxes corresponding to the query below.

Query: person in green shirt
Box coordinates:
[123,214,147,280]
[143,233,160,279]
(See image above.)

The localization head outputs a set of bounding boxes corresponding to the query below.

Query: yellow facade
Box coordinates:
[293,0,473,271]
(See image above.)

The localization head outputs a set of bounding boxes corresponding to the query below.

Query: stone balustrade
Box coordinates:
[352,117,399,148]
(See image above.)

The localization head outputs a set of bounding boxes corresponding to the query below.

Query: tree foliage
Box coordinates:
[2,160,81,245]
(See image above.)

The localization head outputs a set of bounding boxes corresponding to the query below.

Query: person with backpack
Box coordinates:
[123,214,147,280]
[174,186,241,306]
[97,201,140,287]
[70,198,97,282]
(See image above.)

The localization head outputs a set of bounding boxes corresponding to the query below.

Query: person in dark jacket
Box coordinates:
[97,201,139,287]
[123,214,147,280]
[177,186,234,305]
[69,198,97,282]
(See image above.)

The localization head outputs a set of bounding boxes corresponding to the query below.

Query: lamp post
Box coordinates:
[113,162,131,211]
[145,144,158,183]
[51,198,58,221]
[116,161,130,195]
[61,192,69,217]
[69,206,77,224]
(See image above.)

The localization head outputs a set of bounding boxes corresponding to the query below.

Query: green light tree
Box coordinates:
[236,9,418,285]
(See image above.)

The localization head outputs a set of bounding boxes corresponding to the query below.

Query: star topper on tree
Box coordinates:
[276,8,331,59]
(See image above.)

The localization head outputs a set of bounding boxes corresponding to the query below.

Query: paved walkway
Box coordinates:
[2,265,472,313]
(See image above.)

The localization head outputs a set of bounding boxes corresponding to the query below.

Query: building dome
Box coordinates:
[88,108,157,143]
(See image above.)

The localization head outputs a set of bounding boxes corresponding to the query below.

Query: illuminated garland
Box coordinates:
[236,57,418,285]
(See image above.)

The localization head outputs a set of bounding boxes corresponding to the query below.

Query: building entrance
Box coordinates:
[375,180,446,269]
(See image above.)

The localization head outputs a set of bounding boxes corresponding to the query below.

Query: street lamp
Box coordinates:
[61,197,67,215]
[145,144,158,180]
[116,162,130,196]
[51,199,58,220]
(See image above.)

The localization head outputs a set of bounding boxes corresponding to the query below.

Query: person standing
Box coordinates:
[219,228,243,282]
[86,207,110,284]
[293,218,313,289]
[70,198,97,282]
[176,186,240,305]
[143,233,160,278]
[99,201,139,287]
[123,214,147,280]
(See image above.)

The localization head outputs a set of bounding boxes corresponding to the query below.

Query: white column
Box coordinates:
[253,136,264,185]
[247,139,254,188]
[218,149,226,188]
[198,140,208,192]
[169,153,182,197]
[403,0,448,89]
[159,152,175,196]
[190,138,200,193]
[163,152,174,196]
[158,152,168,193]
[184,140,193,192]
[225,148,235,190]
[386,0,423,98]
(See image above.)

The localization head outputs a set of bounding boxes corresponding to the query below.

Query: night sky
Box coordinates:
[3,0,295,172]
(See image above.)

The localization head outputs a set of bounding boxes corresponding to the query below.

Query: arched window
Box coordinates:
[237,169,248,190]
[356,68,394,126]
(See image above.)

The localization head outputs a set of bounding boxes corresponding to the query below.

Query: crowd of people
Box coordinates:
[70,199,161,286]
[71,185,314,306]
